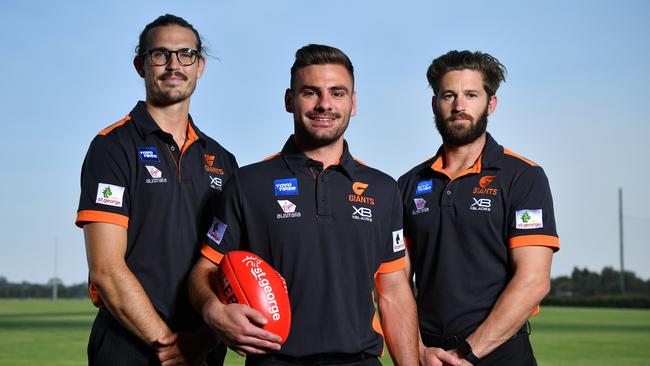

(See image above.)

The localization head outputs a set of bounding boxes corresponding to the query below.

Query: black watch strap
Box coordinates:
[458,340,481,365]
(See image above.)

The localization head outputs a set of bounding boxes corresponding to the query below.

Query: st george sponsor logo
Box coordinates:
[277,200,301,219]
[207,217,228,245]
[516,209,543,229]
[204,154,225,174]
[470,197,492,211]
[392,229,405,252]
[349,181,375,205]
[95,183,125,207]
[246,257,285,321]
[145,165,167,183]
[472,175,498,196]
[352,206,372,222]
[138,147,159,162]
[411,198,429,215]
[415,180,433,195]
[209,175,223,190]
[274,178,299,196]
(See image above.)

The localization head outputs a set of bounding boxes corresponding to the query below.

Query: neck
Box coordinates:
[294,135,345,170]
[442,133,487,179]
[145,99,191,146]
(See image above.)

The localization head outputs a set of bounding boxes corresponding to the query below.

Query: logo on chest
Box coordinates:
[348,182,375,205]
[274,178,299,196]
[470,197,492,211]
[472,175,498,196]
[145,165,168,184]
[209,175,223,190]
[277,200,301,219]
[411,197,430,215]
[204,155,225,175]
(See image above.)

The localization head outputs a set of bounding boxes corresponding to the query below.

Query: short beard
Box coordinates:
[434,107,488,147]
[293,114,349,149]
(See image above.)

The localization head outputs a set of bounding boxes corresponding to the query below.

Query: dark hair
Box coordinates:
[290,44,354,88]
[135,14,205,58]
[426,50,506,97]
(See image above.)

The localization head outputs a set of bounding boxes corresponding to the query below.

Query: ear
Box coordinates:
[431,95,437,114]
[284,88,293,113]
[134,56,145,78]
[350,91,357,117]
[487,95,497,115]
[196,57,206,79]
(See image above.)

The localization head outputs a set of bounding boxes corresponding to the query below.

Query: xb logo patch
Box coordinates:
[352,206,373,222]
[470,197,492,211]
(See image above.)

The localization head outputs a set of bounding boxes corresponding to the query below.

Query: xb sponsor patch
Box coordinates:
[415,180,433,195]
[392,229,405,252]
[411,198,429,215]
[209,175,223,190]
[207,217,228,245]
[145,165,167,183]
[95,183,125,207]
[274,178,299,196]
[516,209,543,229]
[138,147,159,162]
[470,197,491,211]
[352,206,372,222]
[277,200,301,219]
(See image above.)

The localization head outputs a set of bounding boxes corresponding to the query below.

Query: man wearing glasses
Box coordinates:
[75,14,237,365]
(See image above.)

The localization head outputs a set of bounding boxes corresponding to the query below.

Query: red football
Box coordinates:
[215,251,291,343]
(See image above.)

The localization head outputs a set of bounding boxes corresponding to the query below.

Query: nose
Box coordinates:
[316,93,332,111]
[452,95,466,113]
[165,52,181,70]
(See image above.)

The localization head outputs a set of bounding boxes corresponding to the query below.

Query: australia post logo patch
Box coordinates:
[138,147,159,162]
[516,209,543,229]
[95,183,125,207]
[415,180,433,195]
[274,178,299,196]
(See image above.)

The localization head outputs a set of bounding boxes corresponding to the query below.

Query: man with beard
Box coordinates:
[76,14,237,365]
[398,50,559,366]
[188,44,419,366]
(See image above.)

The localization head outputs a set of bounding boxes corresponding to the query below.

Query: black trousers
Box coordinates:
[88,308,227,366]
[246,353,382,366]
[422,329,537,366]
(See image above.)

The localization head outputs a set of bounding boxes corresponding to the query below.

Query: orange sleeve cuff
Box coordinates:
[377,257,405,273]
[201,244,224,265]
[509,235,559,252]
[76,210,129,229]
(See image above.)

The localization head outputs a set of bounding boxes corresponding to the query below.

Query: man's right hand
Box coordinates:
[419,344,462,366]
[203,297,283,356]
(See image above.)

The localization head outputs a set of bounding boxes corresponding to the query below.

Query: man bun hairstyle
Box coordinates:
[135,14,205,58]
[427,50,506,97]
[290,44,354,88]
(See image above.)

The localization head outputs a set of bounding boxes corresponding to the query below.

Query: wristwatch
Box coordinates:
[458,340,481,365]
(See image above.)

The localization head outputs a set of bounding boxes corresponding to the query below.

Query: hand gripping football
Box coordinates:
[215,251,291,343]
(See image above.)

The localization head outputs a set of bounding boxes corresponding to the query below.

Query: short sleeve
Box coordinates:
[507,166,559,251]
[75,136,130,228]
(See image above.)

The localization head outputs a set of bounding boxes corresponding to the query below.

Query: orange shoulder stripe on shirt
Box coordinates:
[201,244,225,264]
[509,234,559,251]
[377,257,405,274]
[352,157,368,166]
[98,115,132,136]
[75,210,129,229]
[503,148,538,167]
[263,152,282,161]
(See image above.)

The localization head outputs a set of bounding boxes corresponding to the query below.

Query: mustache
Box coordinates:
[158,71,188,81]
[306,111,341,119]
[447,112,475,122]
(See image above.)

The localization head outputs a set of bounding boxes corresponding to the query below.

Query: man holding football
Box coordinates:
[398,50,559,365]
[189,44,418,366]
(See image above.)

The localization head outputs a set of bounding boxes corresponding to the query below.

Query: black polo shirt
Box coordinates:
[398,133,559,338]
[76,101,237,330]
[202,136,405,357]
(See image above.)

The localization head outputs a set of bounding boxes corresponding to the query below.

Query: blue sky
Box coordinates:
[1,0,648,284]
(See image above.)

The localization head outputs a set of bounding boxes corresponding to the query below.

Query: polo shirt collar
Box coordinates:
[281,135,357,181]
[430,132,504,176]
[129,101,207,147]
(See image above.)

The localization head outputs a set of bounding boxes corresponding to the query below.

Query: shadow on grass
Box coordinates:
[533,322,650,333]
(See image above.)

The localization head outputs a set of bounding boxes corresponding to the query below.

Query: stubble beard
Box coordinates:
[293,112,349,149]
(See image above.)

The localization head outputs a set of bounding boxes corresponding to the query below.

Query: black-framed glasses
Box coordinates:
[140,48,199,66]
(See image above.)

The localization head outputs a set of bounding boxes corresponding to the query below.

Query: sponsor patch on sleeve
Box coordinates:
[274,178,299,196]
[515,209,543,229]
[207,217,228,245]
[392,229,405,252]
[95,183,125,207]
[415,180,433,195]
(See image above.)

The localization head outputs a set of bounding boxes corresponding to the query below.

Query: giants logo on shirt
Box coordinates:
[349,182,375,205]
[204,155,225,174]
[472,175,498,196]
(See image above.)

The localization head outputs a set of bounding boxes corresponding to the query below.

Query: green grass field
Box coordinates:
[0,300,648,365]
